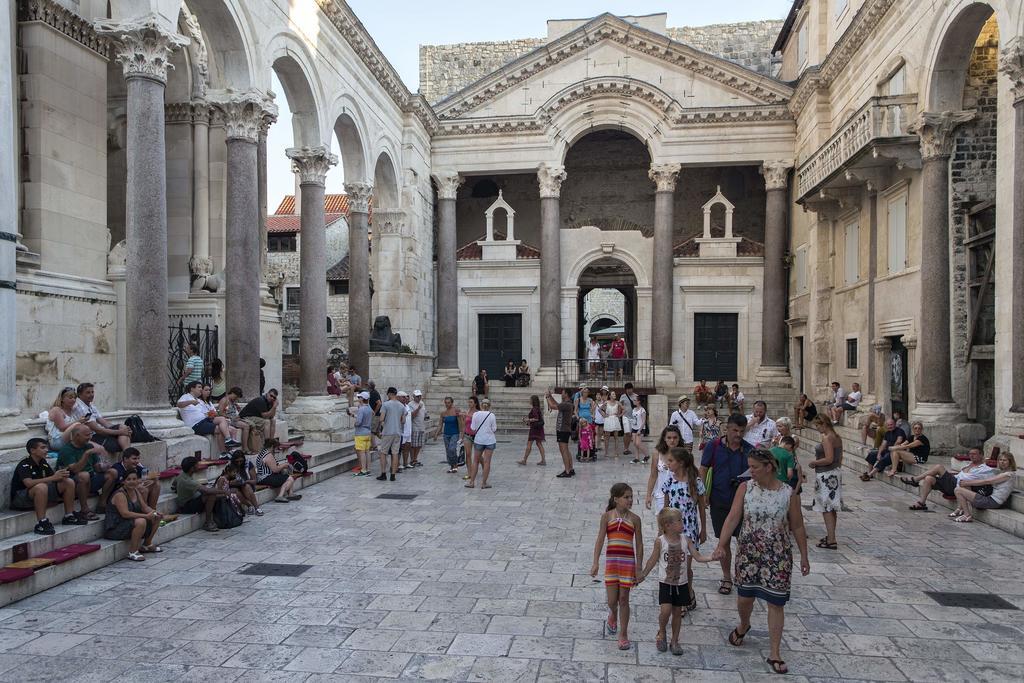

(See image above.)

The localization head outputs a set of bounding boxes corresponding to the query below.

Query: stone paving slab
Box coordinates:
[1,435,1024,682]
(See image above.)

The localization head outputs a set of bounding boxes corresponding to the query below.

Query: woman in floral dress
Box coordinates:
[712,449,811,675]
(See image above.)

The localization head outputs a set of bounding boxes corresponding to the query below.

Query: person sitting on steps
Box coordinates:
[951,452,1018,522]
[173,456,226,532]
[860,419,905,481]
[883,421,930,477]
[902,447,995,511]
[256,438,302,503]
[9,437,84,534]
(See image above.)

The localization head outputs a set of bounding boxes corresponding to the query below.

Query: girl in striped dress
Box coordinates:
[591,482,644,651]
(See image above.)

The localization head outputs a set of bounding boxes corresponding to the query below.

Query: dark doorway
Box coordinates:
[478,314,522,378]
[693,313,738,381]
[889,336,909,418]
[576,258,638,360]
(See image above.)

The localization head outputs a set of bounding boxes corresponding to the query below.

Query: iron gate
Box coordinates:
[167,320,219,405]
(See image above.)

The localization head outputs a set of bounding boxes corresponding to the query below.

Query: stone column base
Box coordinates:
[755,365,792,386]
[432,367,463,382]
[286,394,352,443]
[654,366,677,387]
[0,415,29,452]
[647,394,669,438]
[533,367,558,389]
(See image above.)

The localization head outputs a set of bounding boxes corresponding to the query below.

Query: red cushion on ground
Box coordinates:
[60,544,101,555]
[0,567,34,584]
[159,468,182,479]
[36,550,79,565]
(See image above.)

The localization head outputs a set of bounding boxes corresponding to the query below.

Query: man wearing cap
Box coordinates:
[378,388,404,481]
[349,391,374,476]
[669,396,700,454]
[409,390,427,468]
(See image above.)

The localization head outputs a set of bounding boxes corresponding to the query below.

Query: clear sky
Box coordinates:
[267,1,793,210]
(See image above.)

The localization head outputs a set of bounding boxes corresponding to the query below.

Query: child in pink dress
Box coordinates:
[579,418,595,461]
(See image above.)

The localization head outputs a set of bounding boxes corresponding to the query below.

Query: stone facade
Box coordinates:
[420,19,783,104]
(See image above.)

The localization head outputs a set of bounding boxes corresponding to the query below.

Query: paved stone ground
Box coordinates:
[1,435,1023,682]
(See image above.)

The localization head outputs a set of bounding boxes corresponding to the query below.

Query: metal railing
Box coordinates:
[167,320,219,405]
[796,94,918,199]
[555,358,656,393]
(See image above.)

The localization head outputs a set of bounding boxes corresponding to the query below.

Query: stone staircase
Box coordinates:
[0,439,357,607]
[795,422,1024,538]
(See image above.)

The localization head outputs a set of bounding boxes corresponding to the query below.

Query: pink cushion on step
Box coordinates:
[0,567,34,584]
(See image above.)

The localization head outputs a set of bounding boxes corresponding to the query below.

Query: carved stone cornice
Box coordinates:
[164,101,210,124]
[287,146,338,187]
[537,164,567,199]
[909,111,975,161]
[210,89,278,143]
[18,0,110,58]
[788,0,897,115]
[95,14,188,84]
[433,172,464,201]
[344,182,373,213]
[760,161,793,191]
[649,164,681,193]
[436,14,791,120]
[999,37,1024,104]
[374,209,407,236]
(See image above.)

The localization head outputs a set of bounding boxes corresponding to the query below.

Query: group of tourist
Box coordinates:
[585,334,632,382]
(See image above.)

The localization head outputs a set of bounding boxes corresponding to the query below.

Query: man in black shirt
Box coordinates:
[861,419,905,480]
[239,388,279,447]
[10,438,85,535]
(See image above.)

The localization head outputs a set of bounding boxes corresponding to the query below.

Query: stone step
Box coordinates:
[0,443,357,608]
[794,427,1024,536]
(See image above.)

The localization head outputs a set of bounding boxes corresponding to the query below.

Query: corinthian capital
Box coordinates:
[345,182,373,213]
[287,146,338,187]
[760,161,793,190]
[210,89,278,143]
[433,171,464,200]
[95,14,189,84]
[909,111,975,161]
[999,37,1024,104]
[537,163,567,198]
[649,163,681,192]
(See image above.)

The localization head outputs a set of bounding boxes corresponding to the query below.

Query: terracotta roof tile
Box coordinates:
[327,254,349,281]
[267,212,345,233]
[456,232,541,260]
[273,194,352,215]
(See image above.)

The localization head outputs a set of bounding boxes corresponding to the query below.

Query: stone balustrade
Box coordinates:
[796,94,918,199]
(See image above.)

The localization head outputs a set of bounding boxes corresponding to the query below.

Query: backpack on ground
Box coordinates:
[212,497,243,529]
[124,415,159,443]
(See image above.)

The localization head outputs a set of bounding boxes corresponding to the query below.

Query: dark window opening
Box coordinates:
[331,281,349,295]
[268,233,297,252]
[470,178,499,198]
[846,338,858,370]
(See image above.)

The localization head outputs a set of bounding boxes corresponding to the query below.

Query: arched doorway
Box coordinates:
[576,257,638,376]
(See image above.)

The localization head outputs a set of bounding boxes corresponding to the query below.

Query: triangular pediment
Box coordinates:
[435,13,792,120]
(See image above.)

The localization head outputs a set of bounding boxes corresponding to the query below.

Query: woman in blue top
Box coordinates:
[575,387,595,423]
[433,396,463,474]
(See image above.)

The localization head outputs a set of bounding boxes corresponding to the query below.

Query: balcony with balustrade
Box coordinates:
[795,95,920,202]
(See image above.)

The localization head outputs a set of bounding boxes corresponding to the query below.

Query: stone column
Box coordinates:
[345,182,373,379]
[190,102,213,291]
[758,161,793,380]
[214,90,277,399]
[649,164,680,367]
[258,116,273,282]
[434,172,463,374]
[908,111,973,407]
[288,146,338,395]
[97,17,187,410]
[538,164,567,368]
[999,41,1024,414]
[0,0,19,433]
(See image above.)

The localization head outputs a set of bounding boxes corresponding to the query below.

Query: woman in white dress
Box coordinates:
[645,425,682,516]
[603,391,622,457]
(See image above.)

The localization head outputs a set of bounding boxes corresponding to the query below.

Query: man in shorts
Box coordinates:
[378,387,405,481]
[904,448,994,509]
[699,413,753,595]
[545,388,575,478]
[57,424,111,520]
[397,391,413,471]
[238,388,280,451]
[10,437,84,534]
[620,383,638,456]
[409,390,427,467]
[174,456,226,532]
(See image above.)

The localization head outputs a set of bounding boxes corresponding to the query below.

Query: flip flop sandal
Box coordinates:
[605,613,617,635]
[718,579,733,595]
[816,539,838,549]
[908,502,928,511]
[464,484,475,488]
[901,476,919,487]
[617,639,631,650]
[481,484,492,489]
[536,462,546,466]
[955,515,973,523]
[767,658,788,674]
[728,625,750,646]
[140,545,163,553]
[948,509,963,518]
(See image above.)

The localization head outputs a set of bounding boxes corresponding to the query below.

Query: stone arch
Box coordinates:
[372,150,400,208]
[548,96,663,164]
[330,97,369,183]
[921,2,1005,110]
[267,37,324,147]
[566,246,650,289]
[178,0,257,89]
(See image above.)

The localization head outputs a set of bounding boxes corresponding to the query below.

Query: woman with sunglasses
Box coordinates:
[46,387,88,450]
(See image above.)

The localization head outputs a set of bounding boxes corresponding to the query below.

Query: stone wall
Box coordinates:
[950,17,999,431]
[419,20,783,104]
